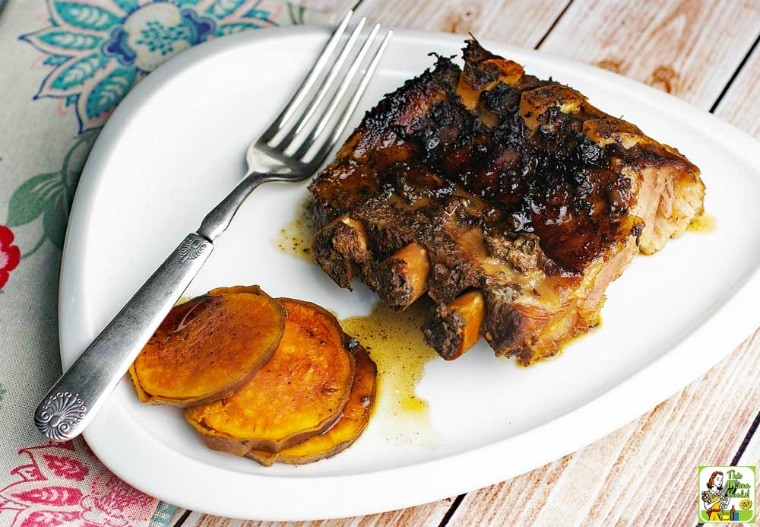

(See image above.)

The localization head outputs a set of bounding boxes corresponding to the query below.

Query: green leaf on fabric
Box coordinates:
[43,191,69,250]
[86,67,136,119]
[38,30,102,51]
[6,133,98,252]
[53,2,121,31]
[63,132,99,193]
[50,53,109,91]
[7,173,58,227]
[288,4,307,25]
[44,55,71,67]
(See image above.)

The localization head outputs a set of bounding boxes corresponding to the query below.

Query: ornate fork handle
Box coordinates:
[34,173,269,441]
[35,233,212,441]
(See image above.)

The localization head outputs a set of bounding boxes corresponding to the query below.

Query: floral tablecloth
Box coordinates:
[0,1,329,525]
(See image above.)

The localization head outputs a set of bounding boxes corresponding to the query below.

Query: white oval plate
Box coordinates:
[59,26,760,521]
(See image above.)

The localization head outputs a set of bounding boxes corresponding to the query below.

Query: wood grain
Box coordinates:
[349,0,569,47]
[713,40,760,138]
[538,0,760,108]
[179,498,454,527]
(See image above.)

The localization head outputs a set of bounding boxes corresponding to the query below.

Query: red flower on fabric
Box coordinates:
[0,440,157,526]
[0,225,21,288]
[42,455,89,482]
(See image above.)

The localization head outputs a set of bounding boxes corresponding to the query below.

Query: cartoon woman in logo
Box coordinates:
[702,471,730,521]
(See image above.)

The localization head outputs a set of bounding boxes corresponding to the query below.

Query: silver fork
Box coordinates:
[34,11,392,442]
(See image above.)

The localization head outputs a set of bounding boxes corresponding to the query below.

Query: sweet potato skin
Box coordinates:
[247,341,377,466]
[184,298,356,453]
[129,287,285,407]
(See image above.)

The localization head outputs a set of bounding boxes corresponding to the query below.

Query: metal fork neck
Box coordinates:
[197,171,268,241]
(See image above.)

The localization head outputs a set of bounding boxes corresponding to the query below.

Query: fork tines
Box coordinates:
[261,10,392,168]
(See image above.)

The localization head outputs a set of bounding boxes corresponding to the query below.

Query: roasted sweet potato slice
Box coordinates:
[247,341,377,466]
[184,298,356,453]
[129,286,285,406]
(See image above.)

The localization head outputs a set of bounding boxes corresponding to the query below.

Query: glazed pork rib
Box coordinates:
[309,39,705,365]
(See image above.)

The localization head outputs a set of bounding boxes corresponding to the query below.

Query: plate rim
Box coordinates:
[58,25,760,521]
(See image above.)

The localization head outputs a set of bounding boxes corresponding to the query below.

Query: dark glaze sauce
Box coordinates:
[310,42,661,275]
[416,99,642,273]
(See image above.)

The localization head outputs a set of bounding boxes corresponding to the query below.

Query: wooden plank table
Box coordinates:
[172,1,760,525]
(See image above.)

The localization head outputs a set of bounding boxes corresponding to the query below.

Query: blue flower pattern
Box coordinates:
[136,20,192,55]
[21,0,290,133]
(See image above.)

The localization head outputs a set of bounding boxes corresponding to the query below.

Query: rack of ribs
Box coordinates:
[309,39,705,365]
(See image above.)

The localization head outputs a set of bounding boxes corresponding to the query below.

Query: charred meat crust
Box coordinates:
[310,38,705,364]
